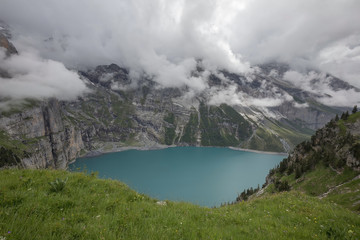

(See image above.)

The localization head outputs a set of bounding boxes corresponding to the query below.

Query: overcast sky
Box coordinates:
[0,0,360,104]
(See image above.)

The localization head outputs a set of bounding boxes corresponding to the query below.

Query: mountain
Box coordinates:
[253,110,360,212]
[0,28,357,169]
[2,113,358,239]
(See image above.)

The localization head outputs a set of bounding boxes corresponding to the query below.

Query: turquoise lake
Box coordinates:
[69,147,285,207]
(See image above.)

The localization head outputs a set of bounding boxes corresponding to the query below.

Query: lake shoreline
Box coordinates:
[74,144,287,163]
[69,145,285,207]
[228,147,288,156]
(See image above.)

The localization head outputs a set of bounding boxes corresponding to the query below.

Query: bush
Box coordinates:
[274,180,291,192]
[0,147,21,167]
[295,167,302,179]
[49,178,68,193]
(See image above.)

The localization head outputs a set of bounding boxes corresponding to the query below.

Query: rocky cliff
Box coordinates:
[0,99,83,168]
[0,30,356,169]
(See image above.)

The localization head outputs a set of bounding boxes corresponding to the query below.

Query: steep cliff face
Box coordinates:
[0,28,354,169]
[0,99,84,169]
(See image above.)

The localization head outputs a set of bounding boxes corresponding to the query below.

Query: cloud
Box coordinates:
[283,70,360,107]
[0,0,359,100]
[208,84,291,108]
[0,0,251,90]
[316,34,360,88]
[0,48,88,101]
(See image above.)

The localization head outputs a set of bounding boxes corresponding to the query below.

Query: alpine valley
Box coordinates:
[0,23,358,169]
[1,3,360,238]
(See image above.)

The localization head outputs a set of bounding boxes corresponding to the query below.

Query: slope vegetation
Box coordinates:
[264,111,360,212]
[1,169,359,240]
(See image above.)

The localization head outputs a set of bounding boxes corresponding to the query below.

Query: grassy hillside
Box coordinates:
[263,110,360,212]
[199,103,252,147]
[266,164,360,212]
[1,169,359,239]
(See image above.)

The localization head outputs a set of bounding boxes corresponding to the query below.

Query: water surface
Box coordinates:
[69,147,284,207]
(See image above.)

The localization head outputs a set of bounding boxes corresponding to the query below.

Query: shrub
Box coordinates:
[49,178,68,193]
[274,179,291,192]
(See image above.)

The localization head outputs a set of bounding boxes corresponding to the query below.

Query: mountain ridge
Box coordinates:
[244,110,360,212]
[0,30,356,169]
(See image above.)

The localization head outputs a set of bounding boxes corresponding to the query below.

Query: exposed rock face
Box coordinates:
[0,99,84,169]
[0,26,18,77]
[0,26,355,169]
[0,33,18,56]
[0,59,352,169]
[271,101,333,129]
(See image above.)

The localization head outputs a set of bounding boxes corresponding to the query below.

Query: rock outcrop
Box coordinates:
[0,99,84,169]
[0,26,355,169]
[266,111,360,187]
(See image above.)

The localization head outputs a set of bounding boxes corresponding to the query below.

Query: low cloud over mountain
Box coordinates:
[0,0,359,106]
[0,48,88,101]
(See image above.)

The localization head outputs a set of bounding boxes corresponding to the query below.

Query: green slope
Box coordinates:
[199,103,252,147]
[1,169,359,240]
[264,111,360,212]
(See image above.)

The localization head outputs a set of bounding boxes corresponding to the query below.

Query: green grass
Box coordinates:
[164,127,176,145]
[163,112,175,125]
[268,119,313,147]
[199,103,252,147]
[163,112,176,145]
[337,120,347,136]
[290,165,358,196]
[272,164,360,212]
[0,130,29,159]
[181,111,198,144]
[1,169,359,239]
[246,128,284,152]
[325,178,360,212]
[346,111,360,123]
[335,111,360,137]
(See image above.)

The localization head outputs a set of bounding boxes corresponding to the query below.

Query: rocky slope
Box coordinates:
[0,99,83,169]
[256,110,360,211]
[271,110,360,177]
[0,29,357,169]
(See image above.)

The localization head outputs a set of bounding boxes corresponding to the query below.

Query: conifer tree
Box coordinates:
[295,166,302,179]
[352,105,358,114]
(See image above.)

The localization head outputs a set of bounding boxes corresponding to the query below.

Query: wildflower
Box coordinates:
[7,232,10,234]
